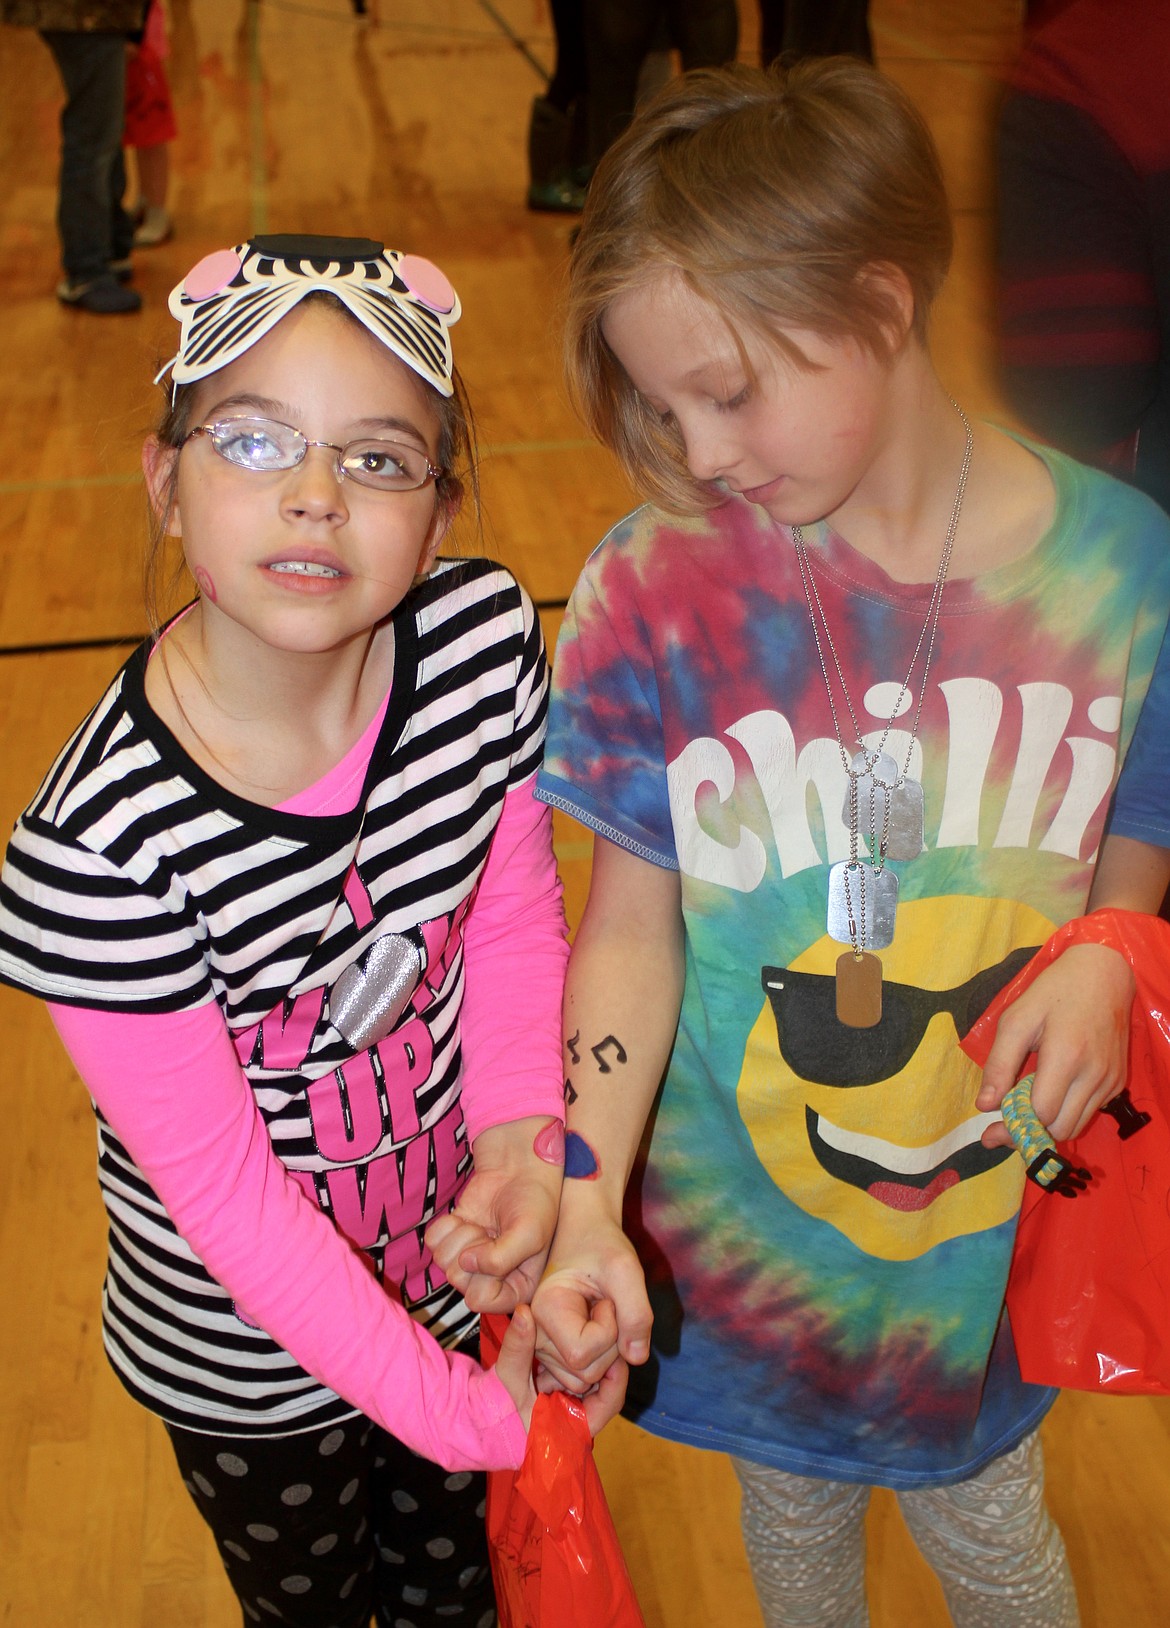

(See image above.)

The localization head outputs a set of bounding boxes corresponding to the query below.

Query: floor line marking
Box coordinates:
[476,0,549,79]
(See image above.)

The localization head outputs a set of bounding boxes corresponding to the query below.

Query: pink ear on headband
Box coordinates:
[396,254,456,314]
[183,249,244,302]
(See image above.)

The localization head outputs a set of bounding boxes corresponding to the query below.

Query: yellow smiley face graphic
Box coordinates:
[737,895,1055,1261]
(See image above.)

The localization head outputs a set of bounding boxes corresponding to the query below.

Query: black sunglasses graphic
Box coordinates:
[760,945,1038,1088]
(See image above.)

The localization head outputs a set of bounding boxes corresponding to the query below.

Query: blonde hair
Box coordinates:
[565,57,953,513]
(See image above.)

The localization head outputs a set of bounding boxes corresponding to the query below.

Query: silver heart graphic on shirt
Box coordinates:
[329,931,424,1051]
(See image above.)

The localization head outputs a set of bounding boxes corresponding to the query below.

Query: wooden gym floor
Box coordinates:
[1,2,1168,1622]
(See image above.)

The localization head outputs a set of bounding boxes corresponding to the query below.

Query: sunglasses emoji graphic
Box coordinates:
[736,895,1053,1261]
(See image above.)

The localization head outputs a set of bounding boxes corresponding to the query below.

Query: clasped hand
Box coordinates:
[426,1157,560,1314]
[530,1207,652,1413]
[424,1120,629,1432]
[975,942,1135,1147]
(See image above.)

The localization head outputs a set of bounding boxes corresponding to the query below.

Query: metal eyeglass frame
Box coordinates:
[184,415,445,492]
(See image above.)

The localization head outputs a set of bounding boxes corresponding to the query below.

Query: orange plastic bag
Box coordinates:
[962,908,1170,1394]
[480,1312,646,1628]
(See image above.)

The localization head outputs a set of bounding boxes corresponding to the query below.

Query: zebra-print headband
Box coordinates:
[156,234,461,397]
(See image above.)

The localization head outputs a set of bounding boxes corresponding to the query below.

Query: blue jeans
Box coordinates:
[40,29,134,282]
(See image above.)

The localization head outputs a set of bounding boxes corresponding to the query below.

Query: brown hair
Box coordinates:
[144,290,479,632]
[565,57,953,512]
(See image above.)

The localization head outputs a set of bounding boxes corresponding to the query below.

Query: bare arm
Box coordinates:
[532,837,685,1390]
[1086,833,1170,913]
[977,834,1170,1144]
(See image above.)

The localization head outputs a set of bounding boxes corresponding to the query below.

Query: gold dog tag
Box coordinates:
[836,950,882,1028]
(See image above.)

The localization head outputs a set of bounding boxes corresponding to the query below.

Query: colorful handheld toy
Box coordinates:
[1000,1075,1151,1197]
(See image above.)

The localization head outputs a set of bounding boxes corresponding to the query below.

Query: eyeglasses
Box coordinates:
[184,415,444,492]
[760,945,1039,1088]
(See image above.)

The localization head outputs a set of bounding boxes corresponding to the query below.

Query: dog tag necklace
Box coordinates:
[793,399,973,1028]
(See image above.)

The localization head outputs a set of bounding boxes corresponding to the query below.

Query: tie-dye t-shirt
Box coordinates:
[537,443,1170,1488]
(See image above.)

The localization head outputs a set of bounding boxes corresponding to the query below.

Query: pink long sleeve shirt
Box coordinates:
[0,561,566,1469]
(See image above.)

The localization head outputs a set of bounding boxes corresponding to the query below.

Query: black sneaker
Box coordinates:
[56,274,142,313]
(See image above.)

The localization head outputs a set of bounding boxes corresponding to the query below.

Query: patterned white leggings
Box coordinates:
[732,1433,1079,1628]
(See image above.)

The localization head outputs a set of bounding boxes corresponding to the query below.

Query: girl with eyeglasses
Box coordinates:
[0,234,624,1628]
[529,61,1170,1628]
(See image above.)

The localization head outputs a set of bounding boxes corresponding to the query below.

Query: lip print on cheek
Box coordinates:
[193,567,218,603]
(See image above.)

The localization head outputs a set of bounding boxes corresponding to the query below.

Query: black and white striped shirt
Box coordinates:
[0,558,549,1434]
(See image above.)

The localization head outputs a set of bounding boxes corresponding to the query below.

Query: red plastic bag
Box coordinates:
[962,909,1170,1394]
[480,1312,646,1628]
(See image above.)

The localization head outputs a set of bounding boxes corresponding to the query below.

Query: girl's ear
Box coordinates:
[858,262,917,355]
[142,435,182,537]
[416,488,461,577]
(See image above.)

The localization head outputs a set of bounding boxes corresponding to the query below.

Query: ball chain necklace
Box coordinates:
[792,398,973,1029]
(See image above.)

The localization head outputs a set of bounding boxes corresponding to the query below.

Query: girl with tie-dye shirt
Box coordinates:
[529,59,1170,1628]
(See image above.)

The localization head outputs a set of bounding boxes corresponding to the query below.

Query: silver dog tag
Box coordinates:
[885,778,925,860]
[842,750,898,835]
[844,752,924,862]
[827,861,898,950]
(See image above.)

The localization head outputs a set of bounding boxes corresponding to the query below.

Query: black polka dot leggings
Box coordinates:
[166,1412,497,1628]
